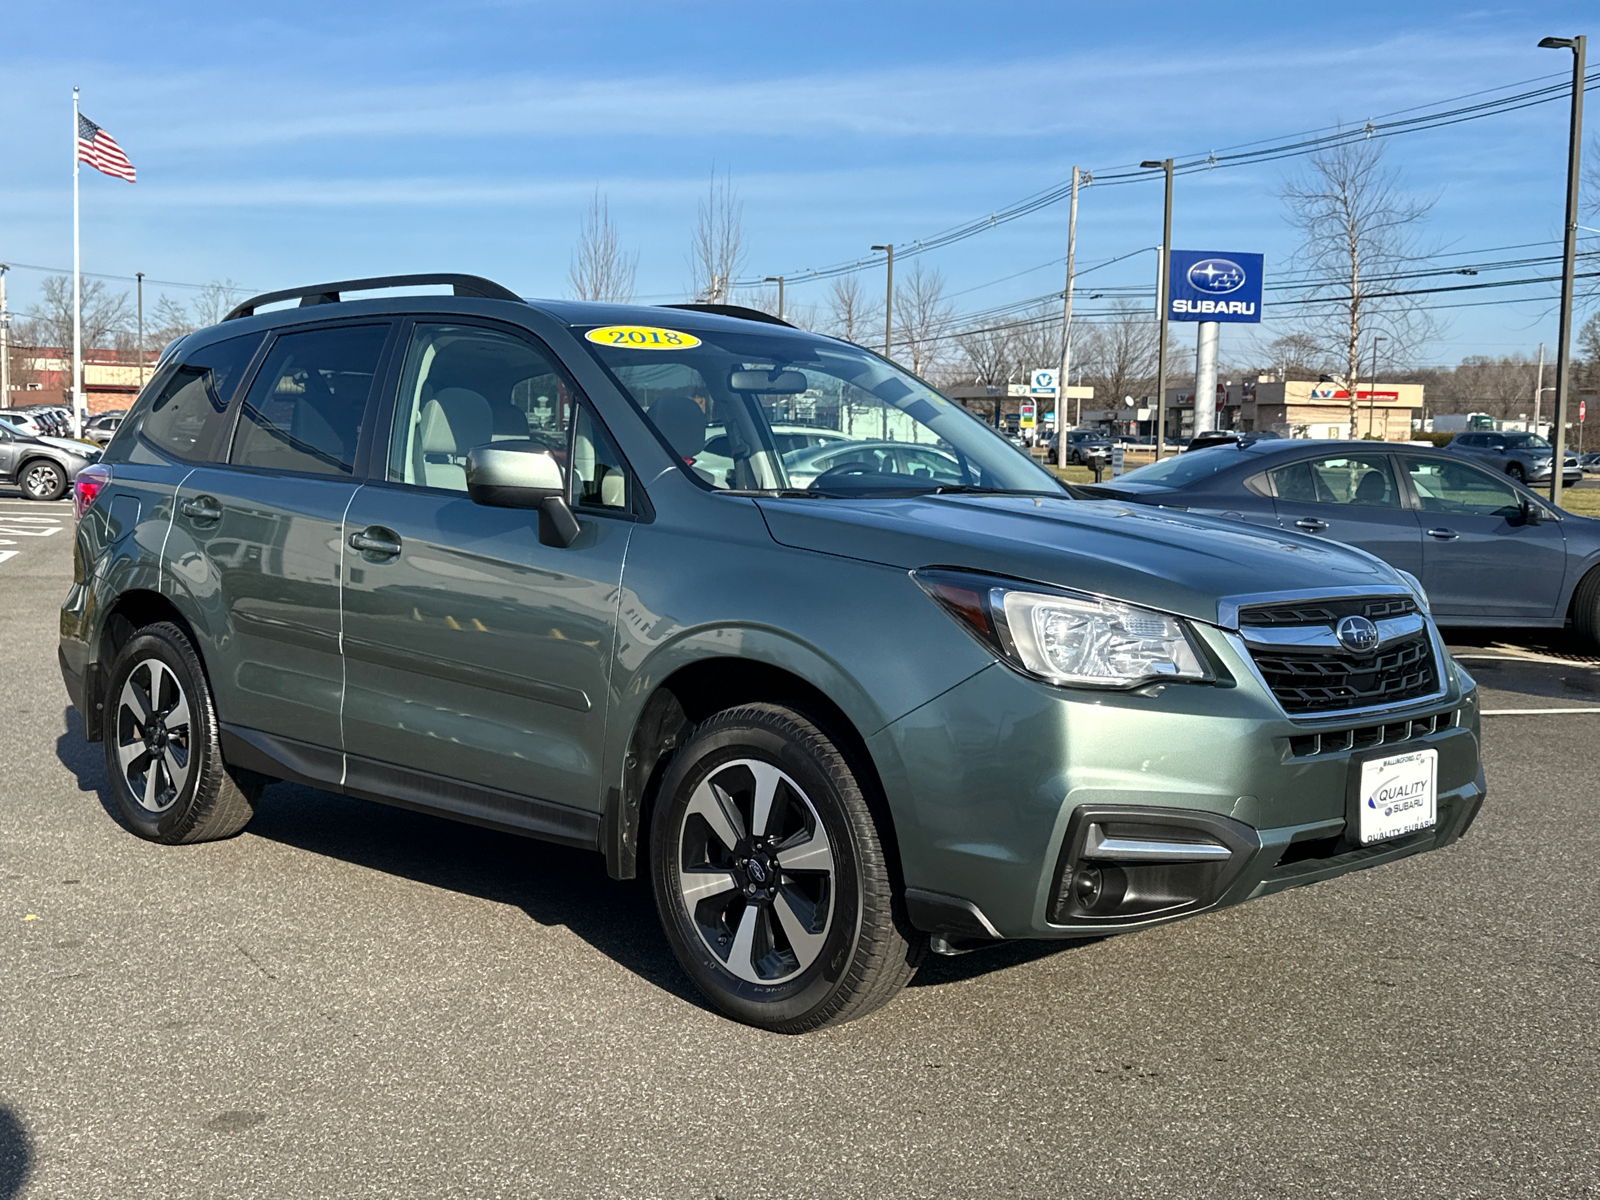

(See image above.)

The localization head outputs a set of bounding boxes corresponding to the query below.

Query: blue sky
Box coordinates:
[1,0,1594,365]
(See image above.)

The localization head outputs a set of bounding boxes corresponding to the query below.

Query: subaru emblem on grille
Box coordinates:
[1336,615,1380,653]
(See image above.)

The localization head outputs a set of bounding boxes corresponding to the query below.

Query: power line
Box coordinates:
[0,260,243,293]
[736,69,1600,289]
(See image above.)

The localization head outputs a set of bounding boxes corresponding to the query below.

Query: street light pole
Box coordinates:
[1367,334,1386,438]
[1539,33,1586,508]
[1141,159,1174,460]
[763,275,784,322]
[136,271,145,388]
[871,245,894,361]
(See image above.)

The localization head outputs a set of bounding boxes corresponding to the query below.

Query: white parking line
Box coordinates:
[0,551,15,566]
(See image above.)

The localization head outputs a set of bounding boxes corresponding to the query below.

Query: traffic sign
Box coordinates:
[1582,400,1587,423]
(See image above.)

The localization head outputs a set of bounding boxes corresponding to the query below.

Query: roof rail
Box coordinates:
[224,273,522,321]
[657,302,794,328]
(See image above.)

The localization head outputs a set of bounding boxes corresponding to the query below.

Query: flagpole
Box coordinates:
[72,86,83,439]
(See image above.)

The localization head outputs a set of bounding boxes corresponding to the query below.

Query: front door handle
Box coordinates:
[1294,518,1328,533]
[180,496,222,523]
[1427,528,1459,541]
[349,528,402,558]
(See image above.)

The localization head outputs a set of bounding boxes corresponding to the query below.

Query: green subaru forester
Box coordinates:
[59,275,1485,1032]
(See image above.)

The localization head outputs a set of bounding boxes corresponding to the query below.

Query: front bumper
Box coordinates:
[871,633,1482,941]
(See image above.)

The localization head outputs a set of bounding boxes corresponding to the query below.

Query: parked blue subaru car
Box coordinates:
[1085,438,1600,644]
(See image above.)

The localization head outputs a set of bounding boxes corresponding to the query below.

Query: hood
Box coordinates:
[37,436,98,458]
[754,493,1402,628]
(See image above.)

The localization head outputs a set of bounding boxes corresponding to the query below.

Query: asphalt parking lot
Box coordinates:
[1,488,1597,1200]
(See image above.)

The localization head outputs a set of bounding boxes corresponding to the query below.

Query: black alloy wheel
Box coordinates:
[1507,462,1526,484]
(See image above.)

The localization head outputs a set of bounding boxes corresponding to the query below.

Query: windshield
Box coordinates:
[579,323,1062,495]
[1501,433,1550,450]
[1110,445,1248,489]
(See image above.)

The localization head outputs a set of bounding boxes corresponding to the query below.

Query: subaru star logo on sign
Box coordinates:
[1168,249,1264,323]
[1335,615,1380,654]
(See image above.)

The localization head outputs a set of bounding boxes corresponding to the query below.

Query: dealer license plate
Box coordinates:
[1357,749,1438,845]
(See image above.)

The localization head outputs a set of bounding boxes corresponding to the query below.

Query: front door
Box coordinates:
[339,321,635,815]
[1400,455,1567,619]
[173,321,391,749]
[1267,450,1424,576]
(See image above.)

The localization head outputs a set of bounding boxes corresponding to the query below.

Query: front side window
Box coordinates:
[580,324,1059,495]
[387,322,628,510]
[231,324,388,476]
[1270,454,1398,508]
[1406,458,1523,518]
[134,333,261,462]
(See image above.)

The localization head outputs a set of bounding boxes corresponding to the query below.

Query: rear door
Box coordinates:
[1267,450,1424,576]
[171,321,393,751]
[1399,454,1566,619]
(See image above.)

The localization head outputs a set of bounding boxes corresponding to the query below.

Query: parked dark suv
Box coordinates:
[61,275,1485,1032]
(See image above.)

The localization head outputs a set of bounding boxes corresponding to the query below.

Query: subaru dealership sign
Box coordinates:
[1168,250,1264,323]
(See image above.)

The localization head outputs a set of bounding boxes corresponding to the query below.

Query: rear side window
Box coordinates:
[231,324,389,476]
[131,334,261,462]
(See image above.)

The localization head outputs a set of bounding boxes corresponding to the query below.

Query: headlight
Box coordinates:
[1395,569,1430,614]
[914,569,1210,688]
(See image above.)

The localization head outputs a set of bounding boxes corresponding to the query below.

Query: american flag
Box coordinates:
[77,113,136,182]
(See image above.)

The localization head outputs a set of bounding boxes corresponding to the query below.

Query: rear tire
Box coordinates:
[650,703,924,1033]
[102,622,262,843]
[19,459,66,501]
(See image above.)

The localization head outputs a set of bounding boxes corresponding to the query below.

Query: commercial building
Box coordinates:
[1230,379,1424,441]
[3,346,157,414]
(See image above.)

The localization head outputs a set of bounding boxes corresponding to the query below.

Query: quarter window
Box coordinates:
[136,334,260,462]
[1270,454,1398,508]
[231,324,389,476]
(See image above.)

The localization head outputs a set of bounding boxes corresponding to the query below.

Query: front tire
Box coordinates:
[102,622,262,843]
[650,703,924,1033]
[20,459,66,501]
[1507,462,1526,485]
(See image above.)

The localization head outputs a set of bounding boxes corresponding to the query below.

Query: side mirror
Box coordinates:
[1518,498,1543,526]
[464,441,580,548]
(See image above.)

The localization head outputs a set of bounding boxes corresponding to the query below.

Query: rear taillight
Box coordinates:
[73,464,111,521]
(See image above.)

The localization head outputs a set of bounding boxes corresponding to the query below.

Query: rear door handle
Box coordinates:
[179,496,222,523]
[1294,518,1328,533]
[1427,528,1459,540]
[349,528,402,558]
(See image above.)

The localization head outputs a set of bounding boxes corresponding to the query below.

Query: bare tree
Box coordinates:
[1282,136,1437,436]
[568,190,637,303]
[28,275,130,350]
[954,324,1018,386]
[892,261,953,378]
[688,169,745,302]
[1264,332,1326,379]
[145,279,246,346]
[1078,301,1157,405]
[824,274,881,346]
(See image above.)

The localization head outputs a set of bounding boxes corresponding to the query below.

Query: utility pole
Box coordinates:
[871,245,893,361]
[1538,32,1586,508]
[0,265,9,410]
[1141,158,1174,459]
[1057,167,1084,470]
[1534,343,1545,435]
[136,271,145,388]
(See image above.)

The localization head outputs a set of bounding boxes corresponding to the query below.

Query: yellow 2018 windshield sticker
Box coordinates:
[585,325,702,350]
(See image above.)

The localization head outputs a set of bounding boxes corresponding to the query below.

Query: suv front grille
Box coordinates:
[1238,595,1440,716]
